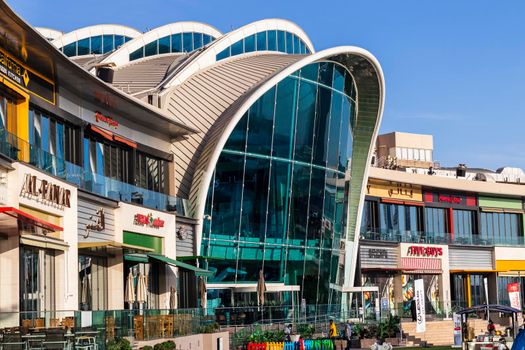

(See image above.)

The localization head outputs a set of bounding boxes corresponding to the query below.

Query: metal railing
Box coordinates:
[360,228,525,246]
[0,129,187,214]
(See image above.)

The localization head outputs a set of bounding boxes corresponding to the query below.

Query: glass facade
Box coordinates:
[129,32,215,61]
[202,61,356,305]
[216,30,311,61]
[60,35,133,57]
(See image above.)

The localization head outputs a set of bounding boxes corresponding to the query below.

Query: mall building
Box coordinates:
[357,131,525,318]
[0,0,385,322]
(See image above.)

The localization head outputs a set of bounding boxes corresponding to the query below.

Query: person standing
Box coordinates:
[329,320,337,348]
[285,323,292,342]
[345,321,353,350]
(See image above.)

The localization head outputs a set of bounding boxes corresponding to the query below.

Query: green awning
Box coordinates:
[148,254,214,277]
[124,253,149,263]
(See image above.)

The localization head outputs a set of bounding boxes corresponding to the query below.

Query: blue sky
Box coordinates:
[8,0,525,170]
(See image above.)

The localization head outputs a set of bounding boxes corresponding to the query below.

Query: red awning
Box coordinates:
[89,125,114,141]
[0,207,63,234]
[113,135,137,148]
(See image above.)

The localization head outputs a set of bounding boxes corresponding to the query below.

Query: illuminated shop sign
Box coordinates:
[95,111,119,129]
[407,245,443,257]
[134,213,165,229]
[424,191,477,206]
[366,180,423,202]
[21,174,71,209]
[0,47,55,104]
[438,194,461,204]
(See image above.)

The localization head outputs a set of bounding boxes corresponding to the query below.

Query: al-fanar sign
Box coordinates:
[20,173,71,209]
[134,213,165,229]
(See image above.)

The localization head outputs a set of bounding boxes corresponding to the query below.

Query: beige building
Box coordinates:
[376,131,434,169]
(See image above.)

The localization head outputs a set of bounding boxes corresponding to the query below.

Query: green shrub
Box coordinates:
[107,338,132,350]
[140,346,153,350]
[199,322,220,334]
[296,324,315,338]
[153,341,175,350]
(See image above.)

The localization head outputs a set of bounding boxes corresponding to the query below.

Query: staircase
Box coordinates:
[401,320,454,346]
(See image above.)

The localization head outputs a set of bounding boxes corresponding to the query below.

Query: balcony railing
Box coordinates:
[360,228,525,246]
[0,129,187,215]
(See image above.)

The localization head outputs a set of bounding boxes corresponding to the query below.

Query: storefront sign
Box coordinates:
[0,47,55,104]
[424,191,477,207]
[134,213,165,229]
[407,245,443,257]
[368,248,388,259]
[21,173,71,209]
[95,111,119,129]
[84,208,105,238]
[438,194,462,204]
[508,283,521,310]
[366,180,423,202]
[414,279,426,333]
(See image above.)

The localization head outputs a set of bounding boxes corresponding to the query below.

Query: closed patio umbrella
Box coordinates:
[136,272,147,313]
[199,276,207,309]
[256,270,267,306]
[125,269,136,309]
[80,274,90,306]
[170,286,178,310]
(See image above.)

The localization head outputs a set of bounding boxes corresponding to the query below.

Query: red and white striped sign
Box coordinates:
[401,257,442,271]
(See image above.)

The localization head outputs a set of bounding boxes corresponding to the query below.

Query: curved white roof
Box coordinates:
[35,27,63,41]
[158,18,315,91]
[99,22,223,68]
[51,24,141,49]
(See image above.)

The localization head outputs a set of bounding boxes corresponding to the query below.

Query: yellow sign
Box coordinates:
[496,260,525,272]
[366,180,422,201]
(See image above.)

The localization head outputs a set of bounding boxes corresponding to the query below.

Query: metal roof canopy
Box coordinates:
[455,304,521,315]
[0,2,197,139]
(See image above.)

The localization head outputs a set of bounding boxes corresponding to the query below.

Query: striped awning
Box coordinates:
[400,257,442,272]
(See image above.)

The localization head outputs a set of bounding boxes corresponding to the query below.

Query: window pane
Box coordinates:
[216,47,230,60]
[312,85,331,165]
[293,35,300,54]
[246,87,275,155]
[244,34,255,53]
[63,42,77,57]
[289,163,310,245]
[182,32,193,52]
[327,92,342,169]
[240,157,270,240]
[277,30,286,52]
[203,34,212,45]
[129,47,144,61]
[268,30,277,51]
[78,38,90,55]
[102,35,114,54]
[285,32,293,53]
[144,40,158,57]
[158,36,171,54]
[194,32,203,49]
[90,35,102,54]
[273,77,298,159]
[318,62,334,87]
[231,39,243,56]
[256,31,267,51]
[171,33,182,52]
[294,80,317,162]
[224,112,247,151]
[114,35,124,48]
[300,62,318,82]
[266,159,291,239]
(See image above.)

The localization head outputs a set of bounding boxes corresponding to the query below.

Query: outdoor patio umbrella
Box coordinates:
[125,269,136,309]
[80,274,90,306]
[136,272,147,313]
[199,276,207,309]
[169,286,178,309]
[256,269,267,306]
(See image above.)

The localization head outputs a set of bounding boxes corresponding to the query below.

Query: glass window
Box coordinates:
[171,33,183,52]
[426,149,432,161]
[158,36,171,54]
[339,95,351,171]
[246,87,275,155]
[285,32,293,54]
[216,47,230,60]
[77,38,90,55]
[401,147,408,160]
[480,212,522,244]
[244,34,255,53]
[273,77,298,159]
[289,163,310,245]
[312,86,331,165]
[194,32,203,49]
[144,40,158,57]
[425,207,448,239]
[300,62,319,82]
[20,247,55,312]
[102,35,114,54]
[299,40,306,54]
[407,148,414,160]
[124,36,132,43]
[203,34,213,45]
[318,62,334,87]
[293,35,300,54]
[90,35,102,54]
[129,47,144,61]
[224,111,247,151]
[182,32,194,52]
[79,255,107,310]
[268,30,277,51]
[63,42,77,57]
[231,39,243,56]
[293,80,317,162]
[277,30,286,52]
[114,35,124,48]
[266,159,291,239]
[327,92,342,169]
[240,157,270,240]
[256,31,267,51]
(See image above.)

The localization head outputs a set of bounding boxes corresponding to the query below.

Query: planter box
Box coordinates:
[350,339,360,348]
[385,337,399,346]
[360,338,376,348]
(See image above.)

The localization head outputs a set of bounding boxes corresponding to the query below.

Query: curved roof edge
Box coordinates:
[188,46,385,256]
[99,22,223,68]
[157,18,315,92]
[51,24,141,49]
[35,27,63,41]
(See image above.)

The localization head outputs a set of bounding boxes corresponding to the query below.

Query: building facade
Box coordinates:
[357,133,525,319]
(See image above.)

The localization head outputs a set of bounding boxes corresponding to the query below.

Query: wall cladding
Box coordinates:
[77,199,115,242]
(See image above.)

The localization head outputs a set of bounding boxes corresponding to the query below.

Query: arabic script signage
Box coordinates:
[134,213,165,229]
[366,180,423,202]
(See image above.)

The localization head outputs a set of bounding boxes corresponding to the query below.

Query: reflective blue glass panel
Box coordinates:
[182,32,193,52]
[102,35,114,54]
[144,40,158,57]
[158,36,170,54]
[256,31,267,51]
[194,32,203,49]
[114,35,124,48]
[63,42,76,57]
[268,30,277,51]
[231,39,243,56]
[277,30,286,52]
[77,38,90,55]
[285,32,293,53]
[171,34,183,52]
[90,35,102,54]
[129,47,144,61]
[244,34,256,53]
